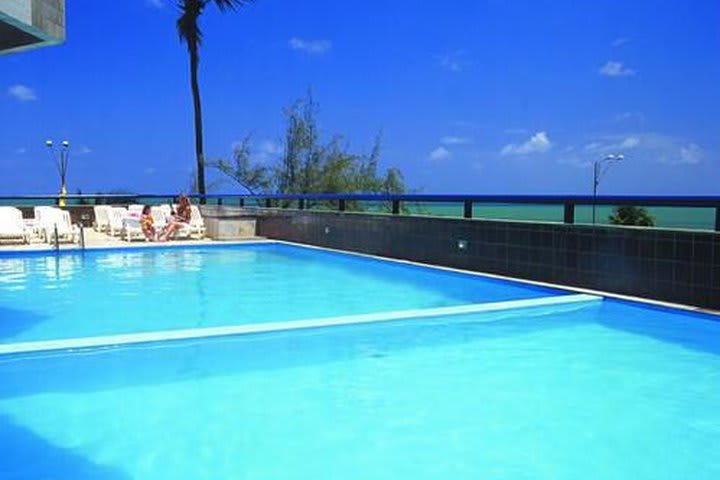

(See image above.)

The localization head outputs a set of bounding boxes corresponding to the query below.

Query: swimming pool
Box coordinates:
[0,242,718,479]
[0,299,718,479]
[0,242,568,344]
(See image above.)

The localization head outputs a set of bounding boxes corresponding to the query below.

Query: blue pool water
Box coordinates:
[0,300,718,479]
[0,243,563,343]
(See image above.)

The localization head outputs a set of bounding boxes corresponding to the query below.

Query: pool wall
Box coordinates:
[254,209,719,309]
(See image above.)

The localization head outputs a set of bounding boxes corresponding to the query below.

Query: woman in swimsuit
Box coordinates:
[159,195,191,241]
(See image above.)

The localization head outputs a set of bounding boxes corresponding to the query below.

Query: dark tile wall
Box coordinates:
[257,210,720,309]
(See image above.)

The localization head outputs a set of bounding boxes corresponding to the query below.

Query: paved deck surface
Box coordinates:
[0,228,267,252]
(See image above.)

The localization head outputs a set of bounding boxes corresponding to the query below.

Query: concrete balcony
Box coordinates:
[0,0,65,54]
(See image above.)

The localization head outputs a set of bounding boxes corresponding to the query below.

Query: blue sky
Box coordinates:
[1,0,718,195]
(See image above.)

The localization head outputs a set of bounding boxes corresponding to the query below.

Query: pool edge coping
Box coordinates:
[0,294,601,357]
[0,238,274,256]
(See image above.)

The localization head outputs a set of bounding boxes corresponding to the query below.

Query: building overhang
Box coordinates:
[0,0,65,55]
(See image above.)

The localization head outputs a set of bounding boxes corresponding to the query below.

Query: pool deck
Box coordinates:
[0,229,268,252]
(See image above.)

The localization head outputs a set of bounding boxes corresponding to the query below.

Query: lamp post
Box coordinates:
[45,139,71,207]
[592,153,624,224]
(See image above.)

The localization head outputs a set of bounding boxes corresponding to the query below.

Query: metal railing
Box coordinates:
[1,193,719,231]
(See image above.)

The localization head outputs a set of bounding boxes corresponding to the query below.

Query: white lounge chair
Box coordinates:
[151,206,170,231]
[33,207,55,241]
[128,204,145,215]
[107,207,128,237]
[0,207,30,244]
[93,205,112,233]
[188,206,206,239]
[122,216,146,242]
[35,207,79,244]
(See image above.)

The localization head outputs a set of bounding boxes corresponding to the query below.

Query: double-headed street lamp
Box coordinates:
[592,153,624,224]
[45,139,71,207]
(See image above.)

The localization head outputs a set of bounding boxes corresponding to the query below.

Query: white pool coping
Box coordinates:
[0,293,601,356]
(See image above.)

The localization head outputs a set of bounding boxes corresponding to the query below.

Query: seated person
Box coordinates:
[159,195,191,241]
[140,205,156,241]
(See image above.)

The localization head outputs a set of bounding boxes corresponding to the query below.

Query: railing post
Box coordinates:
[264,198,272,208]
[54,224,59,252]
[298,198,305,210]
[238,198,245,208]
[463,200,473,219]
[564,202,575,224]
[79,224,85,250]
[338,199,347,212]
[392,200,400,215]
[715,206,720,232]
[217,198,223,206]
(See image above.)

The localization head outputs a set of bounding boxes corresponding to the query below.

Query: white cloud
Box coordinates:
[232,139,283,163]
[454,120,482,129]
[679,143,703,165]
[615,111,645,122]
[289,38,332,55]
[77,145,92,155]
[441,136,472,145]
[583,142,603,152]
[14,147,26,154]
[504,128,528,135]
[256,139,283,162]
[619,136,640,149]
[500,131,552,156]
[612,37,630,47]
[438,51,470,72]
[584,136,640,153]
[573,133,703,166]
[599,61,636,77]
[428,146,451,161]
[7,84,37,101]
[144,167,157,175]
[145,0,164,8]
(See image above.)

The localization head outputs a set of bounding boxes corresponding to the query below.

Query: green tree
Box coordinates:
[176,0,254,197]
[608,205,656,227]
[210,93,406,207]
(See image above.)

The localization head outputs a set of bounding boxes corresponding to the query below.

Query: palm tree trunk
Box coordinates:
[189,42,206,198]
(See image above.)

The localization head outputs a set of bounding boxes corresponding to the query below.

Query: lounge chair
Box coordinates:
[127,204,145,215]
[150,206,170,231]
[93,205,112,233]
[35,207,79,244]
[108,207,128,237]
[0,207,30,244]
[33,207,55,241]
[121,216,146,242]
[188,206,206,239]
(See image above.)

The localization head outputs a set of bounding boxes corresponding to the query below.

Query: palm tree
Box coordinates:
[176,0,253,197]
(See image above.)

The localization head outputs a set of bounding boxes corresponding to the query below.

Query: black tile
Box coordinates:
[577,234,593,251]
[674,263,692,284]
[676,240,693,262]
[692,241,712,264]
[638,239,656,258]
[655,238,675,259]
[623,237,640,257]
[693,264,713,287]
[655,260,674,283]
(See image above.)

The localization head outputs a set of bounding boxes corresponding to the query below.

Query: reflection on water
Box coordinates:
[0,244,558,343]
